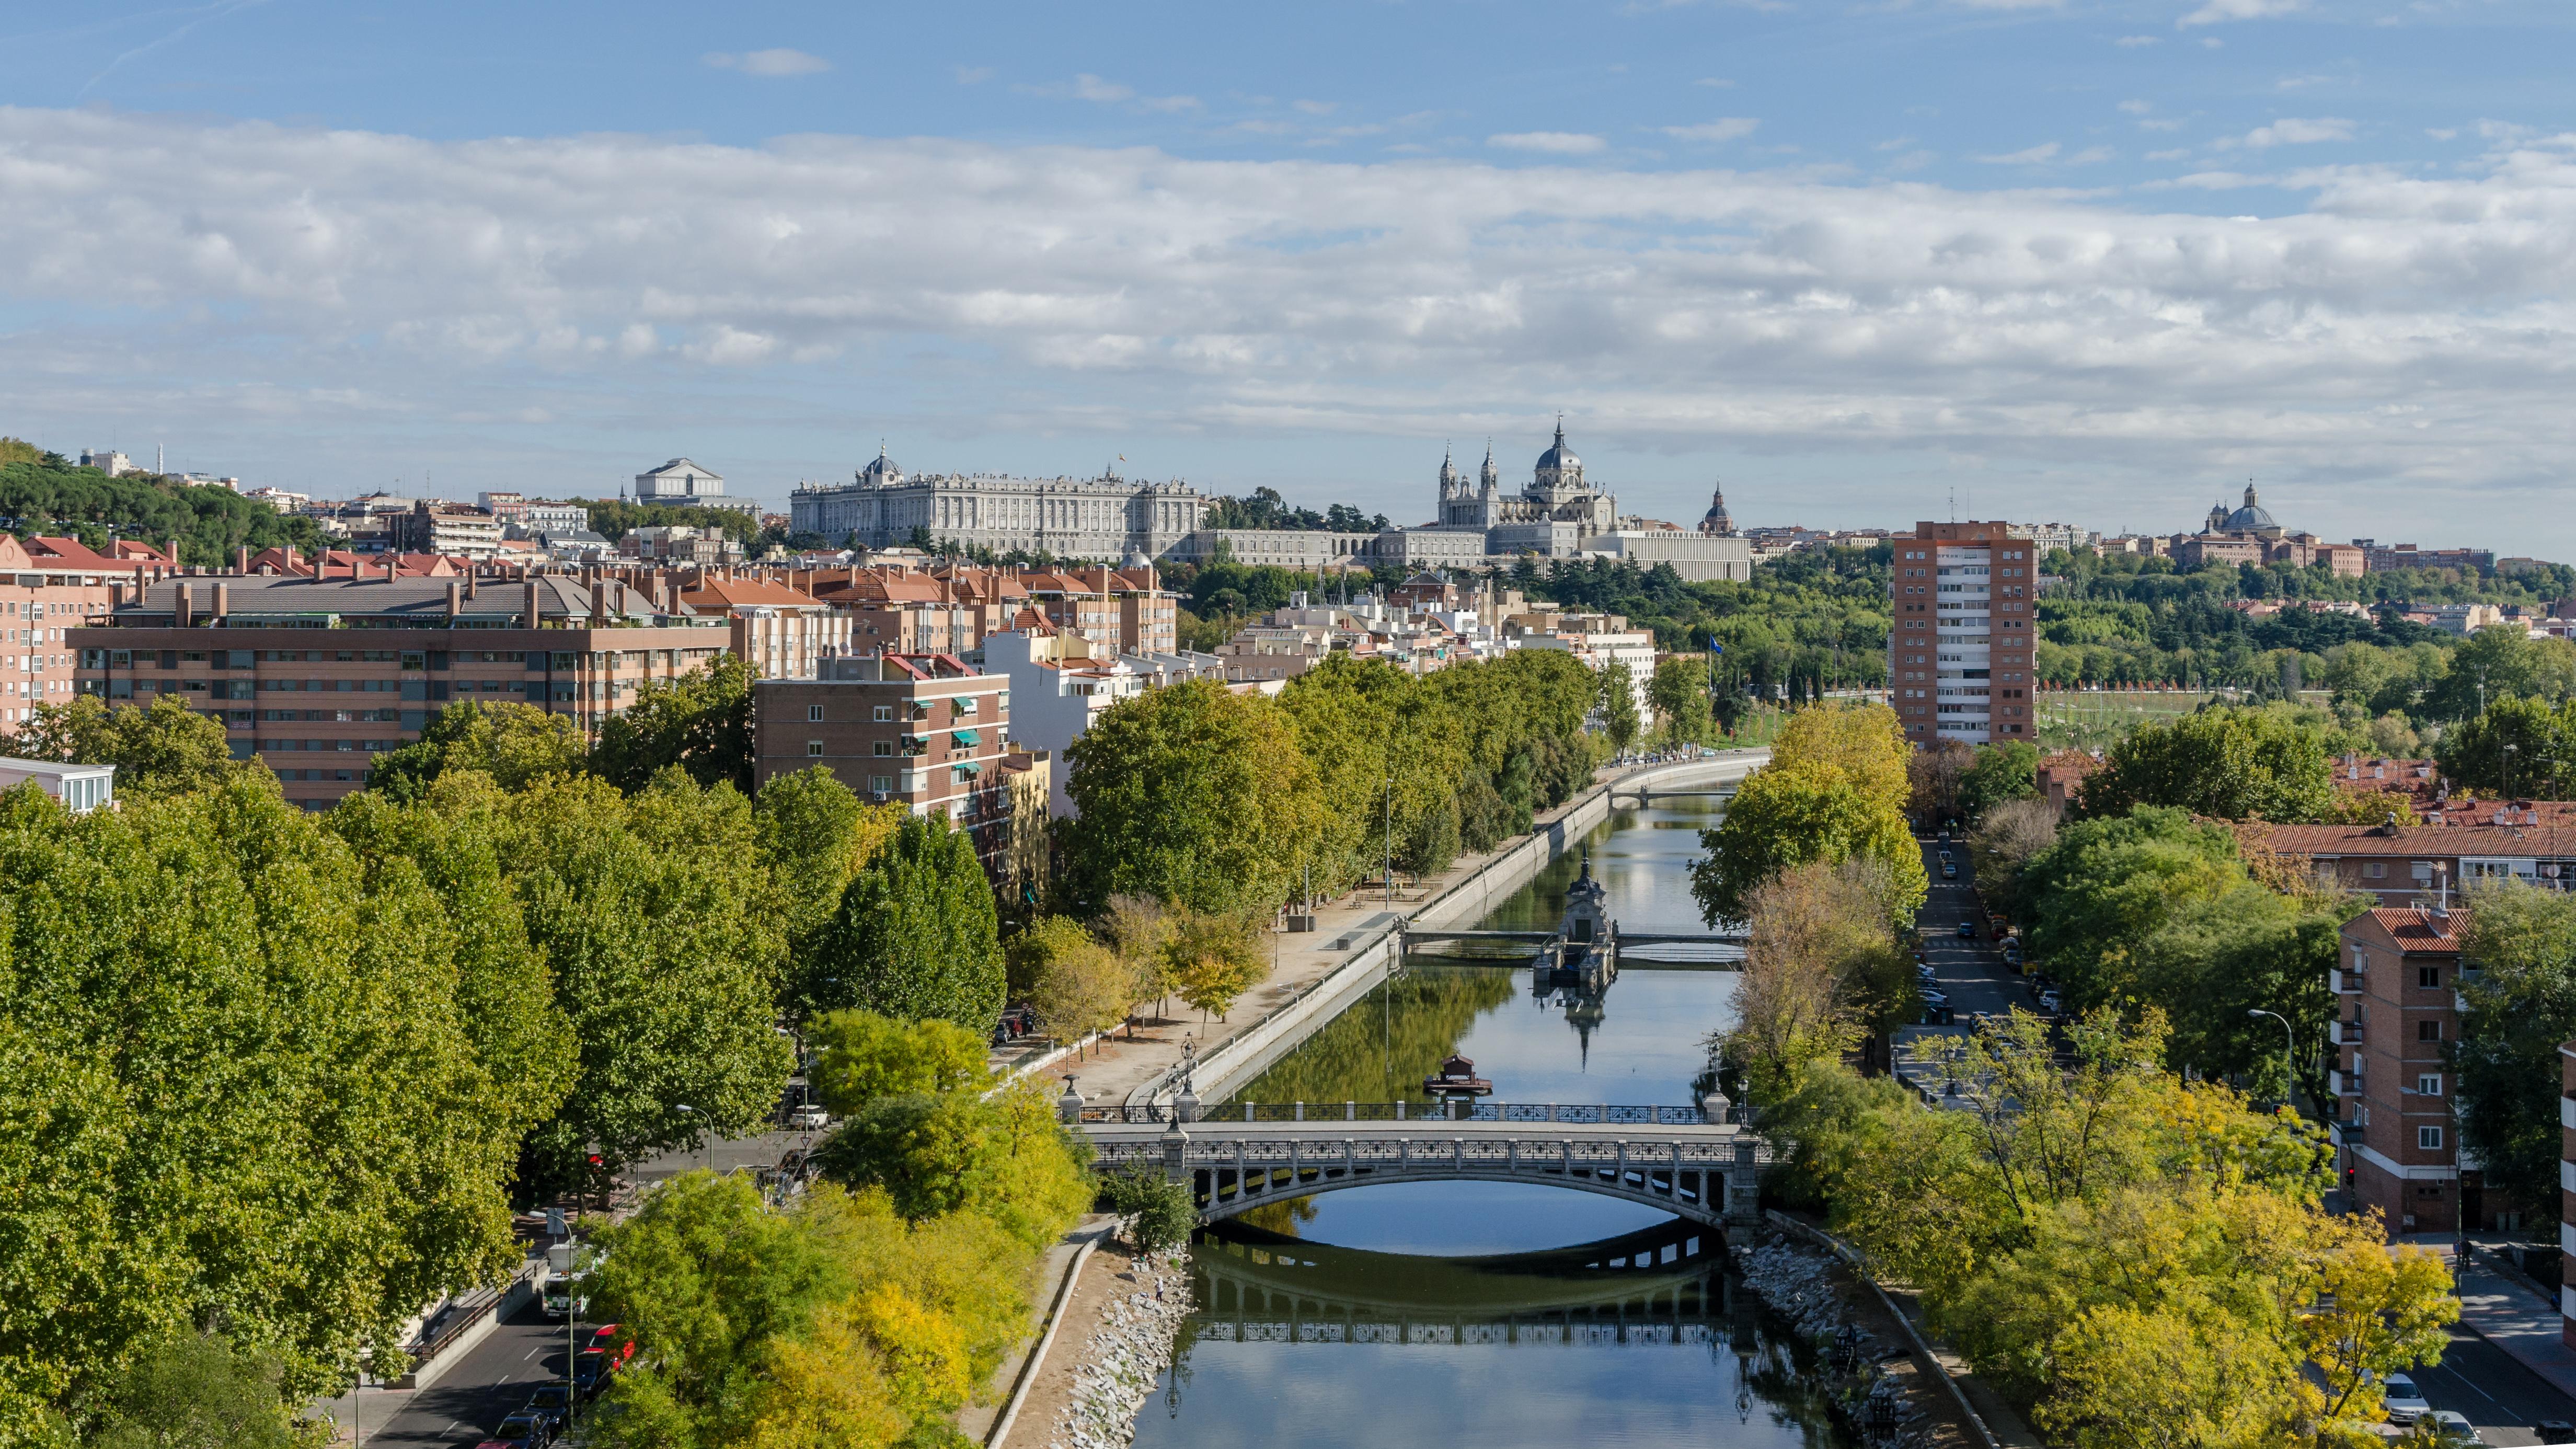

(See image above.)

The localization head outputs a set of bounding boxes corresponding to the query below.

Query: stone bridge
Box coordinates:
[1074,1100,1769,1228]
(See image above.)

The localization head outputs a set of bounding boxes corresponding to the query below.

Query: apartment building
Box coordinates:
[1020,568,1179,657]
[983,630,1148,819]
[677,577,852,679]
[388,502,505,560]
[814,570,997,656]
[0,534,146,733]
[2561,1041,2576,1344]
[2249,801,2576,905]
[73,573,733,810]
[1888,521,2039,747]
[2330,905,2522,1237]
[750,653,1013,875]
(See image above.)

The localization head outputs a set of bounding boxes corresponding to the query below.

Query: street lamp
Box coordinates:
[2504,742,2518,802]
[674,1103,697,1177]
[2247,1009,2297,1111]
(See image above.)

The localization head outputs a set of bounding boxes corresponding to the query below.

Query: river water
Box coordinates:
[1129,799,1854,1449]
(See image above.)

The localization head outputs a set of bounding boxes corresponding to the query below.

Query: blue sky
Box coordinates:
[3,0,2572,551]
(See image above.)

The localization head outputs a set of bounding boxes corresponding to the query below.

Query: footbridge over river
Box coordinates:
[1071,1096,1771,1229]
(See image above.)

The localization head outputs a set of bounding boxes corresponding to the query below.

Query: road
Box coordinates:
[1912,838,2576,1442]
[321,1302,574,1449]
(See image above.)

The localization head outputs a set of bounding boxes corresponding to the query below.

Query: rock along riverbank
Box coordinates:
[1042,1251,1193,1449]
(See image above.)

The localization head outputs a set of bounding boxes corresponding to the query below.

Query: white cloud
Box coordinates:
[2426,128,2459,141]
[1975,141,2060,164]
[1660,118,1760,143]
[2067,146,2116,165]
[2141,118,2186,132]
[702,48,831,77]
[1489,132,1607,154]
[2145,147,2193,160]
[1292,100,1337,116]
[10,108,2576,547]
[954,66,994,84]
[2119,100,2153,116]
[2178,0,2302,25]
[2232,116,2355,148]
[1693,77,1737,88]
[2115,34,2160,45]
[1026,73,1200,111]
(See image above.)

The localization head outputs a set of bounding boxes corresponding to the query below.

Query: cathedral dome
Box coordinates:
[858,444,902,485]
[1535,422,1579,477]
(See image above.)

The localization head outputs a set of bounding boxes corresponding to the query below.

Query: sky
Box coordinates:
[2,0,2572,553]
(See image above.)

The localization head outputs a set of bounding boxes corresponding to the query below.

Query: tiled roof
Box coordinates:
[681,578,829,610]
[2358,906,2465,948]
[2247,803,2576,858]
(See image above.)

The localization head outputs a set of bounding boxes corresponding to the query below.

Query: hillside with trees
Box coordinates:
[0,436,325,566]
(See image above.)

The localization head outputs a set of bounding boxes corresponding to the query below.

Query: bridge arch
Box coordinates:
[1194,1162,1731,1230]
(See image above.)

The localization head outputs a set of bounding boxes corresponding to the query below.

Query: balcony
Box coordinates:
[2337,971,2365,994]
[2336,1021,2365,1045]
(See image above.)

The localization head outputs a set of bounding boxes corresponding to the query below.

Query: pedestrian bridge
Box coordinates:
[1073,1099,1769,1228]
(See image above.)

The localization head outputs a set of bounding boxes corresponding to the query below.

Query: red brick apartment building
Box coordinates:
[2333,904,2541,1237]
[2561,1041,2576,1344]
[751,653,1013,873]
[1888,521,2040,748]
[72,572,733,810]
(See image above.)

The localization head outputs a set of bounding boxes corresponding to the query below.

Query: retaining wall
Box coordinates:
[1179,750,1768,1105]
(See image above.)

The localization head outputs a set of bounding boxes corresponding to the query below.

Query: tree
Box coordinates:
[812,1082,1090,1238]
[2435,693,2576,798]
[0,774,558,1426]
[1025,925,1134,1051]
[1906,739,1972,826]
[812,813,1004,1029]
[1691,759,1924,927]
[2076,706,2339,823]
[1060,679,1327,916]
[592,656,758,795]
[2419,626,2576,722]
[363,699,588,800]
[1100,1170,1196,1256]
[2454,880,2576,1210]
[82,1333,302,1449]
[808,1011,994,1117]
[1966,797,2057,922]
[1646,655,1709,745]
[15,695,244,799]
[1957,740,2041,821]
[2298,1241,2458,1436]
[1165,908,1264,1021]
[1719,857,1911,1100]
[757,769,906,1019]
[1598,661,1640,754]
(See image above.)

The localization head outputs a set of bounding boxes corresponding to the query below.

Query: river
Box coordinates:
[1129,798,1854,1449]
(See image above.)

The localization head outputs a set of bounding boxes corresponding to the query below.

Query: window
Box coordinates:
[807,741,824,757]
[2364,861,2386,879]
[2416,1073,2442,1096]
[2417,1019,2442,1042]
[2417,1125,2443,1151]
[807,704,825,722]
[872,741,892,757]
[2418,965,2441,988]
[868,775,893,793]
[873,705,894,722]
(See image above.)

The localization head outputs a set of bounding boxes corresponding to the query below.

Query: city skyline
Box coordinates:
[3,1,2570,553]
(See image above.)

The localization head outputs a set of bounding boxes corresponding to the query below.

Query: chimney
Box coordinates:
[176,582,194,628]
[212,582,229,620]
[524,579,542,630]
[446,581,463,620]
[110,581,127,608]
[465,571,478,601]
[235,545,249,574]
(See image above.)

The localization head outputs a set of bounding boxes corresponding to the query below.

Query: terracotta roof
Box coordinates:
[2358,906,2465,949]
[680,579,829,610]
[2246,803,2576,858]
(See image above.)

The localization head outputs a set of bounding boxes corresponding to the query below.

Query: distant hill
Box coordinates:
[0,437,325,568]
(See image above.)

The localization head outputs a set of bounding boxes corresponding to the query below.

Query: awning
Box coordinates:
[953,763,982,778]
[950,728,981,746]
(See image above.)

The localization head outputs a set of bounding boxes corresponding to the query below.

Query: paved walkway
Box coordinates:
[2401,1233,2576,1407]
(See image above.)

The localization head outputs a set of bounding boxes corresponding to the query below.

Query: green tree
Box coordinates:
[592,656,758,795]
[814,812,1004,1028]
[2434,693,2576,798]
[1060,679,1328,915]
[807,1011,994,1117]
[1025,924,1135,1051]
[1646,654,1710,745]
[2075,706,2339,823]
[1692,761,1923,927]
[1100,1171,1195,1256]
[1165,908,1264,1022]
[1598,661,1640,754]
[83,1332,302,1449]
[0,775,551,1425]
[16,695,244,800]
[2419,626,2576,722]
[1957,740,2041,821]
[757,769,905,1019]
[0,450,325,565]
[364,699,588,800]
[2453,880,2576,1210]
[813,1083,1090,1239]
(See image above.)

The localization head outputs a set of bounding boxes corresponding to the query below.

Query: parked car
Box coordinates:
[2000,939,2023,966]
[2380,1373,2431,1426]
[522,1383,573,1434]
[492,1413,553,1449]
[2532,1419,2572,1441]
[2037,991,2062,1014]
[788,1103,829,1130]
[1956,919,1976,939]
[2425,1410,2485,1445]
[1940,862,1958,880]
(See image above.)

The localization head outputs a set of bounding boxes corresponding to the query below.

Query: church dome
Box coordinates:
[2221,482,2277,533]
[1535,421,1578,477]
[858,444,902,485]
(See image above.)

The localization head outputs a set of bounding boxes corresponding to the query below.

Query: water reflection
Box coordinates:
[1134,801,1846,1449]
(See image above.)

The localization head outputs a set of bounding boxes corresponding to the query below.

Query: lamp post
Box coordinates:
[2504,741,2518,803]
[1384,770,1395,908]
[674,1103,696,1177]
[2248,1009,2297,1112]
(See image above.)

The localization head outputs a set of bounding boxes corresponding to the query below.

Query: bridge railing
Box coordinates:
[1079,1101,1720,1126]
